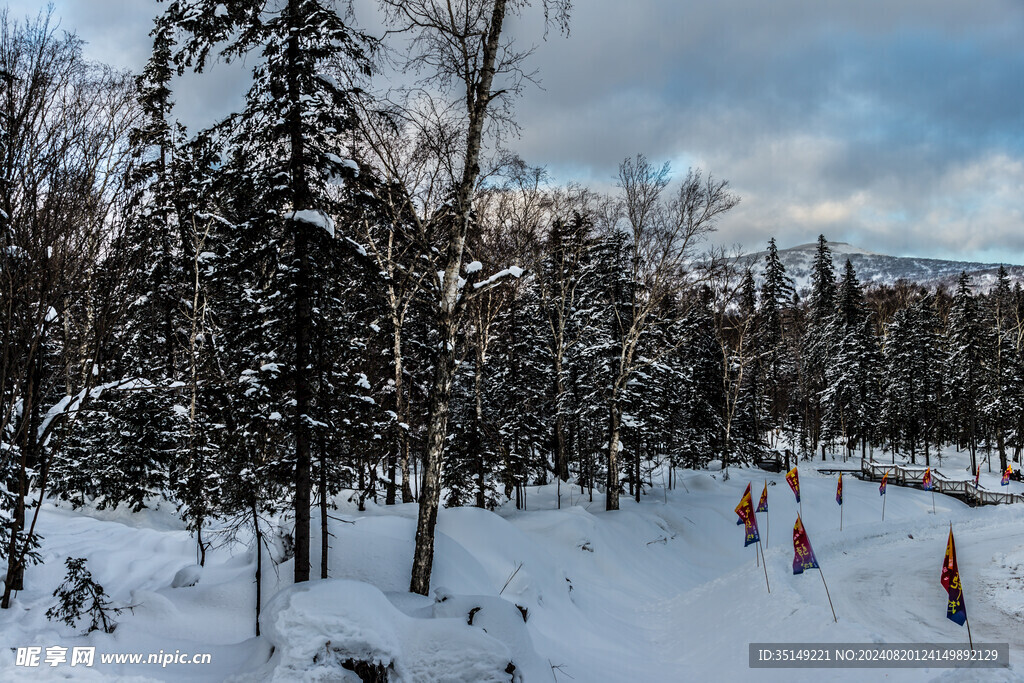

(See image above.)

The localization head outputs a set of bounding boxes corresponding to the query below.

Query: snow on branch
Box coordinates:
[196,212,237,229]
[38,378,157,443]
[288,209,335,238]
[471,265,524,291]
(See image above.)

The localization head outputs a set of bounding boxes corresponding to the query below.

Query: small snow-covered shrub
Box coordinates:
[45,557,123,634]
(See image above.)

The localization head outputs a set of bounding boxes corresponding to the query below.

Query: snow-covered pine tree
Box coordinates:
[756,238,796,450]
[800,235,836,459]
[169,0,373,583]
[728,268,764,464]
[537,212,598,485]
[982,265,1020,473]
[913,294,944,466]
[678,289,726,468]
[821,259,877,461]
[945,272,985,473]
[562,227,621,502]
[883,294,942,464]
[485,276,551,508]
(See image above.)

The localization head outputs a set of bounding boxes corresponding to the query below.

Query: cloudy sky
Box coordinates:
[9,0,1024,263]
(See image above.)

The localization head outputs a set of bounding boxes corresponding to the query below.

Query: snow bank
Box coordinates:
[4,454,1024,682]
[246,579,527,682]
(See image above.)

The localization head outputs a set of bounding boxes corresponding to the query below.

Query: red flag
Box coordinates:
[836,473,843,506]
[756,482,768,513]
[1002,464,1012,486]
[792,515,819,574]
[941,528,967,626]
[734,483,760,547]
[974,465,980,487]
[922,468,933,491]
[786,467,800,503]
[879,470,889,496]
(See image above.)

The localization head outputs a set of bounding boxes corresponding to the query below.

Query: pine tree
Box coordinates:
[678,291,726,468]
[822,259,880,461]
[882,293,941,465]
[724,269,763,466]
[757,238,796,449]
[945,272,984,473]
[169,0,373,583]
[983,265,1019,473]
[801,235,836,458]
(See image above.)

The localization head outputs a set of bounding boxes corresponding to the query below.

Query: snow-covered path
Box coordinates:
[628,467,1024,682]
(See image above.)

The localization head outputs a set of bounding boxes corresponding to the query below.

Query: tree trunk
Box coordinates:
[408,0,509,597]
[475,341,486,509]
[387,315,402,506]
[634,433,641,503]
[410,295,459,596]
[252,501,263,637]
[998,429,1007,474]
[606,400,621,511]
[286,2,312,585]
[320,445,329,579]
[553,355,569,481]
[2,358,37,608]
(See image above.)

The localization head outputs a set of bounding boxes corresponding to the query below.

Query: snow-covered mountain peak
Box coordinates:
[746,240,1024,295]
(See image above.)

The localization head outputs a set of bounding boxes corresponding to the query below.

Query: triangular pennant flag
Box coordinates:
[786,467,800,503]
[792,515,819,575]
[734,484,760,547]
[941,527,967,626]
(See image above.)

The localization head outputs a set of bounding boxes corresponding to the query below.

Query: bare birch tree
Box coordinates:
[603,155,738,511]
[376,0,570,596]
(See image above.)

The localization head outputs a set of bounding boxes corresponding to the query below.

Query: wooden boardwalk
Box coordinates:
[856,460,1022,506]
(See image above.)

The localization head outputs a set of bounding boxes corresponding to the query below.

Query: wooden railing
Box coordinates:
[859,460,1022,506]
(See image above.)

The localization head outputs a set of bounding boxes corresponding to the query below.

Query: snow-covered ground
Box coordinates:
[2,451,1023,681]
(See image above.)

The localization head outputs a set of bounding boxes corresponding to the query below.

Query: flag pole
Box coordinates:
[881,490,886,521]
[840,498,843,531]
[818,567,838,622]
[931,490,936,515]
[765,479,769,548]
[757,538,770,594]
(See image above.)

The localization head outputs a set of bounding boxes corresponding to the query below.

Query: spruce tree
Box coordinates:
[945,272,984,473]
[169,0,373,583]
[757,238,796,449]
[801,234,836,458]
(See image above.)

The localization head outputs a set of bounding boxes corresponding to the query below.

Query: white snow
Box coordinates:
[1,449,1022,681]
[288,209,335,238]
[465,260,483,274]
[245,580,520,682]
[472,266,524,290]
[171,565,203,588]
[345,237,367,256]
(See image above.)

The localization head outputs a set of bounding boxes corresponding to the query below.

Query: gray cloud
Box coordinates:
[11,0,1024,263]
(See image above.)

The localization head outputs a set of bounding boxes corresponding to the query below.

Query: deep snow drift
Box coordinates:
[2,455,1023,681]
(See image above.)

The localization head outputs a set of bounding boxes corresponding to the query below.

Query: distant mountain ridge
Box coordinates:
[746,241,1024,294]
